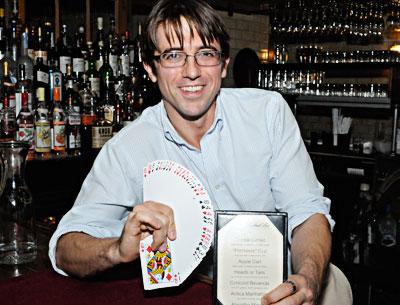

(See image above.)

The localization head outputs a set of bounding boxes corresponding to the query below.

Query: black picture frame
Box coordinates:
[213,210,288,305]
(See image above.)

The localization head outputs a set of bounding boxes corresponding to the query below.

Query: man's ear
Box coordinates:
[143,62,158,83]
[221,57,230,79]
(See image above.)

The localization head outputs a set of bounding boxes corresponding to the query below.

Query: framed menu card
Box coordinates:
[213,211,288,305]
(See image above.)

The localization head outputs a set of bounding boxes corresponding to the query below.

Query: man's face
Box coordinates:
[144,18,230,122]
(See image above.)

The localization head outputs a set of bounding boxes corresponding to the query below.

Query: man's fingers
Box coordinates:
[132,201,176,250]
[261,282,295,305]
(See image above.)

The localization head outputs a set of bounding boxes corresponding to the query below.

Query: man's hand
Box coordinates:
[56,201,176,277]
[113,201,177,263]
[261,274,316,305]
[261,214,331,305]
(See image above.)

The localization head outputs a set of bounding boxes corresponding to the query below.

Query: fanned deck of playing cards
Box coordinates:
[140,160,214,290]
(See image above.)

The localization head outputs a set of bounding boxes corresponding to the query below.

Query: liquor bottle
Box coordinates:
[72,27,85,80]
[113,94,123,135]
[91,106,113,152]
[16,91,34,151]
[50,87,66,154]
[107,18,119,76]
[9,10,19,66]
[34,88,51,155]
[95,17,105,71]
[0,0,4,29]
[58,24,71,75]
[378,204,397,248]
[17,28,34,82]
[48,56,63,104]
[81,93,97,156]
[0,94,16,140]
[130,22,144,83]
[120,32,130,77]
[86,45,100,98]
[47,29,58,69]
[35,25,48,65]
[2,61,17,109]
[65,88,82,156]
[64,64,79,109]
[27,25,37,62]
[0,26,5,62]
[33,55,49,106]
[99,51,115,123]
[122,94,135,126]
[0,30,17,83]
[15,64,33,116]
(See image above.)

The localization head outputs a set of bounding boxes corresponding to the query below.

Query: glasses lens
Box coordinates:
[159,50,222,67]
[196,50,221,66]
[160,52,186,67]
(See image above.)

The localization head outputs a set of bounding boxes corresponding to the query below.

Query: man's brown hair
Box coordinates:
[143,0,230,69]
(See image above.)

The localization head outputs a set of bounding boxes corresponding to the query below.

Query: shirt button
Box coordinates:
[215,184,221,190]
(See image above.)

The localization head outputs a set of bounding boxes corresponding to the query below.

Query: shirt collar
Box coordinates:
[160,95,224,149]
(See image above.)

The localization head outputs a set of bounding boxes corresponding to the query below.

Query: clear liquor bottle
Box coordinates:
[15,64,33,116]
[58,24,71,75]
[120,31,130,77]
[65,88,82,156]
[17,28,34,82]
[16,91,34,151]
[72,28,85,80]
[86,45,100,98]
[34,88,51,155]
[0,94,16,140]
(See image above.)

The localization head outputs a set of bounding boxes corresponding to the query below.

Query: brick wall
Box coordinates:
[218,11,269,87]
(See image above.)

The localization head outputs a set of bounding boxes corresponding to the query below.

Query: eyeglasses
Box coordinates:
[153,49,224,68]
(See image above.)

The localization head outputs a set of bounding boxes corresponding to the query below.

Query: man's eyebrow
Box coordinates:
[159,45,219,53]
[159,47,183,53]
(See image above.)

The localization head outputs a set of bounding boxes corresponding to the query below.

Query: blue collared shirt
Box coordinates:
[49,88,334,275]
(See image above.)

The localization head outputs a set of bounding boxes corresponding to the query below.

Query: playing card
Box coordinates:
[139,235,179,290]
[141,160,214,290]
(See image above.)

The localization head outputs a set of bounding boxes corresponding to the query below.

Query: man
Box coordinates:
[49,1,352,304]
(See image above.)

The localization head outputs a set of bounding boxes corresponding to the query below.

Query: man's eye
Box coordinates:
[198,50,217,57]
[163,52,183,61]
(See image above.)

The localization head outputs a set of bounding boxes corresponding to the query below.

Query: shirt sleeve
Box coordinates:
[267,92,335,241]
[48,140,140,275]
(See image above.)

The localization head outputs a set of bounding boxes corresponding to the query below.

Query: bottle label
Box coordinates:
[92,126,113,148]
[35,122,51,151]
[53,123,66,149]
[37,70,49,84]
[96,59,104,71]
[89,77,100,97]
[28,49,36,61]
[68,126,81,149]
[121,56,130,76]
[73,57,85,73]
[68,116,81,125]
[59,56,72,74]
[104,106,114,123]
[82,114,96,125]
[109,55,118,76]
[17,124,35,149]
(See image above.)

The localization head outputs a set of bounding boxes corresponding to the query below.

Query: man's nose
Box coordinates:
[182,55,201,79]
